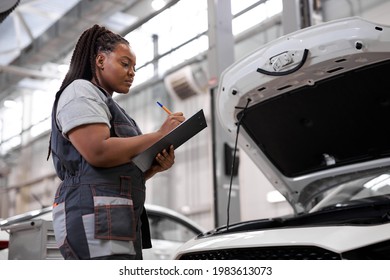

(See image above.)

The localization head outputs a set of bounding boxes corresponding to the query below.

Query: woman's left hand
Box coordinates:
[144,145,175,180]
[154,145,175,171]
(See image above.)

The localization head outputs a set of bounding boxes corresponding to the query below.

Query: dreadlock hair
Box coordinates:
[47,24,129,160]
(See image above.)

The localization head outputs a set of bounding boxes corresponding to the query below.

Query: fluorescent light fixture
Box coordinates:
[3,99,17,108]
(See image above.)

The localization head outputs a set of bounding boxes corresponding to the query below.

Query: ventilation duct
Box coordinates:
[164,64,208,100]
[0,0,20,24]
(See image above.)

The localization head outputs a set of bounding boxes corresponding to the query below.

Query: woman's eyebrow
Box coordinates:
[120,56,132,61]
[120,56,136,66]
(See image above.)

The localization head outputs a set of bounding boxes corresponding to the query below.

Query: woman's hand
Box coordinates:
[158,112,185,135]
[144,145,175,180]
[155,145,175,171]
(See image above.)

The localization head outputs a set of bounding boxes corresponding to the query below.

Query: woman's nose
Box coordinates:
[129,67,135,77]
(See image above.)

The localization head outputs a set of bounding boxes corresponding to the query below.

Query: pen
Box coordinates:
[157,101,172,115]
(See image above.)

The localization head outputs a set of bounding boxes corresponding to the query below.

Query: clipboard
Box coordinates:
[132,109,207,172]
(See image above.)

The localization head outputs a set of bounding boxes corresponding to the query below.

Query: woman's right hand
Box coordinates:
[158,112,185,136]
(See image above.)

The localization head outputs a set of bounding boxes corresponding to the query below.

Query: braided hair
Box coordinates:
[60,24,129,92]
[47,24,129,160]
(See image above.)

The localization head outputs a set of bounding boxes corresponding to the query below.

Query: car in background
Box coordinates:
[0,204,204,260]
[143,204,205,260]
[174,17,390,260]
[0,228,8,260]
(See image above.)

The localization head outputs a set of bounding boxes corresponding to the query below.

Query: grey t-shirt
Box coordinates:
[56,79,112,137]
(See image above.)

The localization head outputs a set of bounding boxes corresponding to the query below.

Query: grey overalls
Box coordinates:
[49,82,151,259]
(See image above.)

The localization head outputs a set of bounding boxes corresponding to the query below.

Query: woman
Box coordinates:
[47,24,185,260]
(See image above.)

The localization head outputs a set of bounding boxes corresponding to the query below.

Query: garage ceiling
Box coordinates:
[0,0,177,102]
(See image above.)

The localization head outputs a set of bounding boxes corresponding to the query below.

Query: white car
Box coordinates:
[174,17,390,260]
[0,204,204,260]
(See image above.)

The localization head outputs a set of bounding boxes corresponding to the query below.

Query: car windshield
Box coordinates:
[148,213,200,243]
[305,168,390,213]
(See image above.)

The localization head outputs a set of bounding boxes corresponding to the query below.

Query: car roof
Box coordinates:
[0,206,53,227]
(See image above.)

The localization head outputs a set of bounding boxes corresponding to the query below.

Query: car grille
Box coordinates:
[178,246,341,260]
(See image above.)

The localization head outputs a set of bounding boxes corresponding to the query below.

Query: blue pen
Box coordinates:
[157,101,172,115]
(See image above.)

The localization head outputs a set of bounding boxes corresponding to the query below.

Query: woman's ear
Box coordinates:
[95,53,105,70]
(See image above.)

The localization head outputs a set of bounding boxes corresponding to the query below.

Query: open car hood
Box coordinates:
[217,17,390,214]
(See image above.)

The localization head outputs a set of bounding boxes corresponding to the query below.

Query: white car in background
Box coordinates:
[174,17,390,260]
[0,204,204,260]
[0,229,8,260]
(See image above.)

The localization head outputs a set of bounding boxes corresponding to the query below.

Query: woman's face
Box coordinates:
[95,43,136,95]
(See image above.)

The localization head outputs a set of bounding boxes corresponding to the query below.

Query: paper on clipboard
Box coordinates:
[132,109,207,172]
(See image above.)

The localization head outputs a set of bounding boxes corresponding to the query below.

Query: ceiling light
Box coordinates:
[3,99,17,108]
